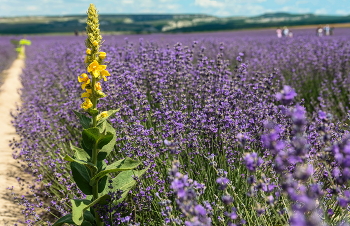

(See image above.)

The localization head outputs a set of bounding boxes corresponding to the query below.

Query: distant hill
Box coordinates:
[0,12,349,35]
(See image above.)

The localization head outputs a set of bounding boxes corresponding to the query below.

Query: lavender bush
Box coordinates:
[0,36,17,84]
[10,18,350,226]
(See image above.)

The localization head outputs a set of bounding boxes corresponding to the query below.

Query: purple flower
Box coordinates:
[216,177,230,190]
[275,85,297,105]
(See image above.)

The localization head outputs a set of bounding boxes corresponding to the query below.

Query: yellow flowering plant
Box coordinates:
[11,38,31,59]
[53,4,147,226]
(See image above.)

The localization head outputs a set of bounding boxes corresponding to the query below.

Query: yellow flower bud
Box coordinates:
[93,40,98,46]
[100,111,108,118]
[81,98,93,110]
[95,82,102,91]
[96,90,106,98]
[99,52,106,60]
[81,89,92,98]
[96,111,108,121]
[86,48,91,55]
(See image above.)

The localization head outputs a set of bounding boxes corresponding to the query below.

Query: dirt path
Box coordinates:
[0,58,26,225]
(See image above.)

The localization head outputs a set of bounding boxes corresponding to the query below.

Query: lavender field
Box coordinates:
[0,36,17,84]
[6,27,350,225]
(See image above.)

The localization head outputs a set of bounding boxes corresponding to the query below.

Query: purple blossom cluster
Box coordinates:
[8,28,350,225]
[0,36,17,84]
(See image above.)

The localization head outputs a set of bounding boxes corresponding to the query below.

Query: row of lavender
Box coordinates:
[0,37,17,84]
[11,28,350,225]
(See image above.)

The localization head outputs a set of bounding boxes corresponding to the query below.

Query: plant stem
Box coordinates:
[91,77,103,226]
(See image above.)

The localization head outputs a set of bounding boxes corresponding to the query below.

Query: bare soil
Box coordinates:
[0,58,29,225]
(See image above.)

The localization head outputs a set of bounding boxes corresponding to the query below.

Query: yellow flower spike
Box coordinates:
[78,73,89,83]
[100,70,110,81]
[99,52,106,59]
[81,89,92,98]
[78,73,91,90]
[88,60,107,78]
[81,98,93,110]
[86,48,91,55]
[95,82,102,91]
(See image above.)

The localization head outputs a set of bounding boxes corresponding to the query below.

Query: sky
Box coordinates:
[0,0,349,17]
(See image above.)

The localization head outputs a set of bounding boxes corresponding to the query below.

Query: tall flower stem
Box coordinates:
[78,4,110,226]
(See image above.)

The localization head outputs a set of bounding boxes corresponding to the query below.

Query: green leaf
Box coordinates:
[64,155,97,174]
[52,214,74,226]
[97,122,117,161]
[82,211,95,223]
[82,127,114,150]
[101,168,148,203]
[70,143,91,162]
[98,176,108,193]
[81,221,93,226]
[72,199,91,225]
[52,211,95,226]
[72,195,110,225]
[71,162,92,195]
[81,141,92,158]
[97,109,120,125]
[87,108,99,116]
[73,110,92,129]
[91,158,141,182]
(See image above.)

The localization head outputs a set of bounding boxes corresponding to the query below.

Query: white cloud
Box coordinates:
[275,0,290,4]
[194,0,225,8]
[315,8,327,15]
[214,10,231,17]
[122,0,134,4]
[335,9,349,15]
[26,6,38,11]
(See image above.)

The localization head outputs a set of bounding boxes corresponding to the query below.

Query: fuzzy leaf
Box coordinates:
[98,175,108,193]
[71,162,92,195]
[52,214,74,226]
[81,141,92,158]
[82,222,93,226]
[97,122,117,161]
[70,143,91,162]
[64,155,97,174]
[52,211,95,226]
[72,195,110,225]
[82,127,114,150]
[72,199,91,225]
[73,110,92,129]
[91,158,141,182]
[101,168,148,203]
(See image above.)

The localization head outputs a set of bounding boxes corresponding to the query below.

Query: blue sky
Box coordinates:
[1,0,349,17]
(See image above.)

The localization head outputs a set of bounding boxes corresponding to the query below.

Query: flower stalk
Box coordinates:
[53,4,146,226]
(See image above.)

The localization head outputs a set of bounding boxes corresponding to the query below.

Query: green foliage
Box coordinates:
[71,195,110,225]
[74,110,92,129]
[91,158,141,182]
[82,127,114,150]
[70,162,93,195]
[101,168,149,203]
[52,211,95,226]
[96,109,120,126]
[96,121,117,161]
